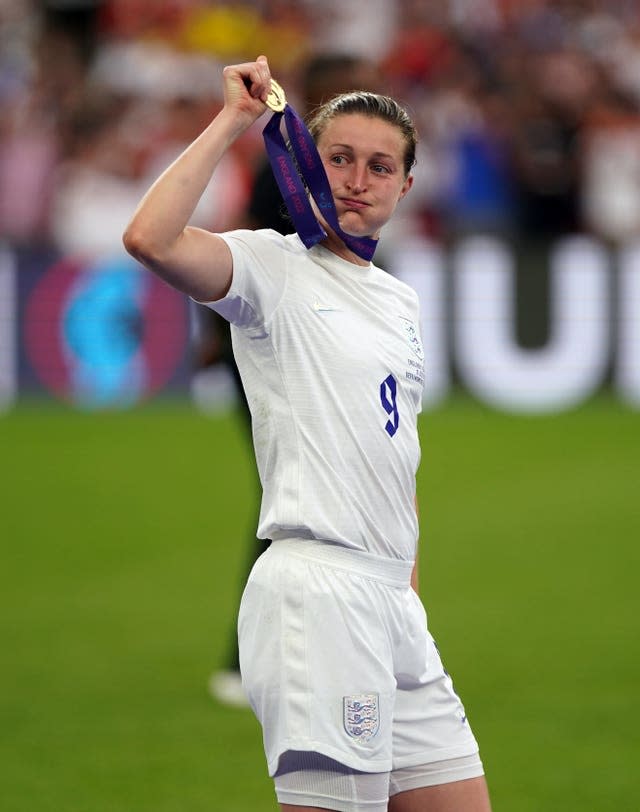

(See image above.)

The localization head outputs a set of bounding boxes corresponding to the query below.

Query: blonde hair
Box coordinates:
[306,92,417,177]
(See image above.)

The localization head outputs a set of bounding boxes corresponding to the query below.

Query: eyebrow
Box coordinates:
[329,144,397,162]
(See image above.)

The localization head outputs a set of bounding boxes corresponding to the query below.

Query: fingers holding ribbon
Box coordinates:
[243,55,271,103]
[222,55,275,113]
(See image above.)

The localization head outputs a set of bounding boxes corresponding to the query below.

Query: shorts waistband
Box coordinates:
[268,537,414,588]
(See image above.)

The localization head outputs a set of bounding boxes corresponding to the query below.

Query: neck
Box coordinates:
[318,219,373,267]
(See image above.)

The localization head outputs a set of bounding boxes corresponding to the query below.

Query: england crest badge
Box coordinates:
[343,694,380,742]
[399,316,424,363]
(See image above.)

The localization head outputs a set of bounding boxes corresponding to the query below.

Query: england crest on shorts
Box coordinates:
[343,694,380,742]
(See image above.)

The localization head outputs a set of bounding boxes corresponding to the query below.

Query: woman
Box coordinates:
[124,55,492,812]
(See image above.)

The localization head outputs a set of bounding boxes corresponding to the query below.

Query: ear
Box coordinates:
[398,173,414,200]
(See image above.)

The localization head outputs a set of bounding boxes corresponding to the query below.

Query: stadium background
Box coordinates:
[1,2,639,810]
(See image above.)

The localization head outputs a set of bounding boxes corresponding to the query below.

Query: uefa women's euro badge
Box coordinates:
[265,78,286,112]
[343,694,380,742]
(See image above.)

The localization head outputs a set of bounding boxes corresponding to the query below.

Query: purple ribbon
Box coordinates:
[263,105,378,261]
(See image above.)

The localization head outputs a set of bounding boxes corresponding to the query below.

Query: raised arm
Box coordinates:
[123,55,273,302]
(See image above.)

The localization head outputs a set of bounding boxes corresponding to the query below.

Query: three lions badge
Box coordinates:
[343,694,380,742]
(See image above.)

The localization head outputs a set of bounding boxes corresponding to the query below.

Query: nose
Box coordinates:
[346,163,367,193]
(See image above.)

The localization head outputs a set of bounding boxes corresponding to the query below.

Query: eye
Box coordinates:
[330,154,347,166]
[371,163,391,174]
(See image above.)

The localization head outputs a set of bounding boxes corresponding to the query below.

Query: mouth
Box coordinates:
[339,198,370,211]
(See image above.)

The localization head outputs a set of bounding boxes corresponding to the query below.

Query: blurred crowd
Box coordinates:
[2,0,640,261]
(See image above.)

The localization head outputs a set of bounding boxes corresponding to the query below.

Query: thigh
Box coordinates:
[239,545,398,775]
[392,591,481,769]
[388,775,492,812]
[280,807,333,812]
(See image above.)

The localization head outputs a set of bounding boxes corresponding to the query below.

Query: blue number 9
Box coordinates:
[380,374,399,437]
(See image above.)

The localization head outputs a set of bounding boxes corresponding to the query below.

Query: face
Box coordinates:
[315,113,413,247]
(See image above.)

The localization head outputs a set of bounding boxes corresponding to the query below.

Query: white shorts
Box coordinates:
[238,538,480,777]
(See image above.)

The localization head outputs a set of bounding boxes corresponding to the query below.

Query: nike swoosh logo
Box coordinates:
[312,301,340,313]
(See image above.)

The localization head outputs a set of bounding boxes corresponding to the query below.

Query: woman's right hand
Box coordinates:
[221,54,273,131]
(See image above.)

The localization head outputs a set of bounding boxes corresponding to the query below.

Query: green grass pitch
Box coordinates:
[1,396,638,811]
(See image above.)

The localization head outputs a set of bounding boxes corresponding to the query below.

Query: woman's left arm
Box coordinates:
[412,495,420,594]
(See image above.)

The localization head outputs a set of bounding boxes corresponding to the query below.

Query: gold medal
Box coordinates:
[265,78,286,112]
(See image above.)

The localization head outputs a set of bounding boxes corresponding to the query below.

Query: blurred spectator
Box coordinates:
[49,89,147,256]
[507,45,592,238]
[308,0,399,62]
[97,0,192,41]
[179,1,312,73]
[581,71,640,243]
[0,2,95,245]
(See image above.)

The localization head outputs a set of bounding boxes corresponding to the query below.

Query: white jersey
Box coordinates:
[206,229,424,561]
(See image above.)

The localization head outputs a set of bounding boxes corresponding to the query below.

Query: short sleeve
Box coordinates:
[200,229,289,333]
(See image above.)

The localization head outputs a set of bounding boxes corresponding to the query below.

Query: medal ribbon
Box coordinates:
[262,104,378,261]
